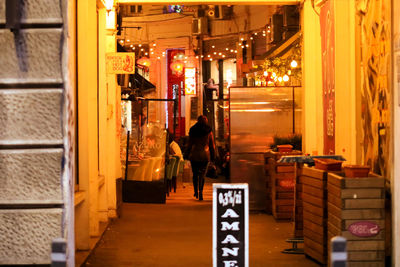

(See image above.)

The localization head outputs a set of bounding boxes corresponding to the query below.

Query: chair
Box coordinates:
[165,157,176,196]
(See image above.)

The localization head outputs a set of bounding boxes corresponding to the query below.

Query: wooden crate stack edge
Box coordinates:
[264,150,302,215]
[327,172,385,267]
[269,158,296,220]
[302,167,328,264]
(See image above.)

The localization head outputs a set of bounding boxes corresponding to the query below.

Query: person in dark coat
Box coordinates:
[184,115,215,201]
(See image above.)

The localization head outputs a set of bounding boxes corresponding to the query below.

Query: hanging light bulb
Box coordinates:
[138,44,142,47]
[254,32,258,36]
[290,60,298,68]
[264,71,268,76]
[212,45,215,48]
[127,39,130,42]
[283,75,290,82]
[130,44,133,47]
[153,43,156,46]
[278,77,283,82]
[272,72,277,78]
[201,55,204,58]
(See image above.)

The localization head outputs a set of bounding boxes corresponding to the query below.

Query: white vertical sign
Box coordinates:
[213,184,249,267]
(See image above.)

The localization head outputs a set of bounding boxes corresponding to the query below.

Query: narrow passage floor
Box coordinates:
[84,179,320,267]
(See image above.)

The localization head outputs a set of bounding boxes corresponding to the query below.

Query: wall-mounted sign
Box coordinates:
[106,53,135,74]
[348,221,380,237]
[185,67,197,95]
[213,184,248,267]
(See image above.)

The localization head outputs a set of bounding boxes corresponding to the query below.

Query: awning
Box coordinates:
[255,31,301,60]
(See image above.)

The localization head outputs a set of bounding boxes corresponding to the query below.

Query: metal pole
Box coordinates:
[173,99,177,138]
[292,86,295,134]
[331,236,347,267]
[125,131,130,181]
[51,238,66,267]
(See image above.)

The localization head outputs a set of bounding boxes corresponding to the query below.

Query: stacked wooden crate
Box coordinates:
[269,158,296,220]
[302,167,328,264]
[264,151,302,215]
[293,164,303,237]
[327,172,385,267]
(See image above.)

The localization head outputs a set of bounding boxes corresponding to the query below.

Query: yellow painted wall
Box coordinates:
[301,0,323,155]
[392,0,400,262]
[76,0,99,249]
[334,0,359,163]
[98,7,109,223]
[118,0,300,4]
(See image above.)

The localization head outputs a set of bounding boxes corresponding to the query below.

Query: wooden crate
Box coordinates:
[293,163,303,237]
[301,167,328,264]
[327,172,385,267]
[264,150,302,215]
[269,159,295,220]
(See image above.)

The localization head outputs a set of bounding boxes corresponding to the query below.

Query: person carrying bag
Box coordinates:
[184,115,216,201]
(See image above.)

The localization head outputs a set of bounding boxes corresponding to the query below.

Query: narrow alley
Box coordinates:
[83,179,319,267]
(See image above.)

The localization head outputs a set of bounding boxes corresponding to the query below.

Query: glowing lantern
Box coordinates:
[170,61,184,75]
[137,57,151,67]
[290,60,298,68]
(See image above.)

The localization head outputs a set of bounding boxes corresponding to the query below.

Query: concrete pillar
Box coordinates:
[301,0,323,155]
[76,0,99,249]
[334,0,359,163]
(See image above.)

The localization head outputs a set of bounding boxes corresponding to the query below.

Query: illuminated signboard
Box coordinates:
[106,52,135,74]
[213,184,249,267]
[184,67,196,95]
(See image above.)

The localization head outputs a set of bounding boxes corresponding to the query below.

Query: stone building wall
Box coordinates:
[0,0,71,264]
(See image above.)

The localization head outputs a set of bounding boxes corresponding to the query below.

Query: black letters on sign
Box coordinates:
[213,184,248,267]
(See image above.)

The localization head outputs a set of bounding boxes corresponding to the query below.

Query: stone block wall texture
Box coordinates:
[0,209,63,264]
[0,89,63,144]
[0,0,65,264]
[0,149,63,203]
[0,0,62,24]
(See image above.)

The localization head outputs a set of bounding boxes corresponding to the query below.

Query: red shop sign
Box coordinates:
[348,221,380,237]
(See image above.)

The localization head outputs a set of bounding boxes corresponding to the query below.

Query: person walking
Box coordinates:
[184,115,215,201]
